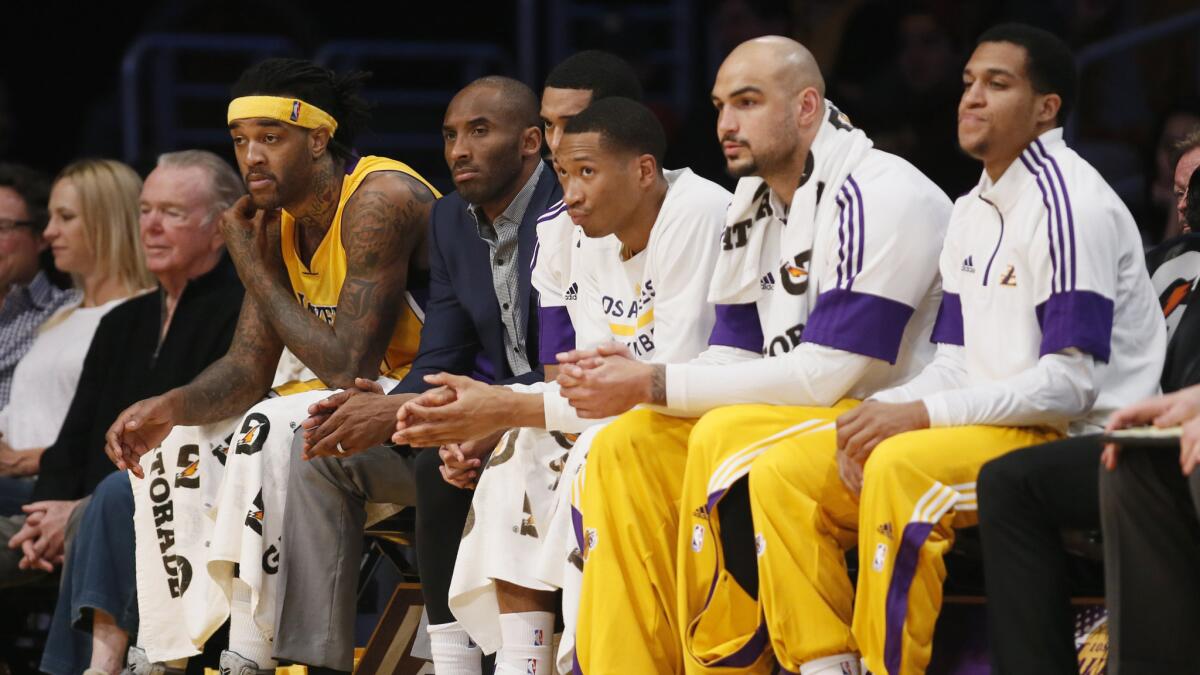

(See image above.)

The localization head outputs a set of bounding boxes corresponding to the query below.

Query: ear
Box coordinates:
[521,126,544,157]
[795,86,823,128]
[206,213,226,250]
[637,154,659,188]
[1035,92,1062,126]
[309,126,333,159]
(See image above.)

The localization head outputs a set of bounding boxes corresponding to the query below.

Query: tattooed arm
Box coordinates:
[105,298,284,475]
[238,171,433,389]
[171,298,284,422]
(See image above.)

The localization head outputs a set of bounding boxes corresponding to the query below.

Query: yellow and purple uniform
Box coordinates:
[275,155,439,394]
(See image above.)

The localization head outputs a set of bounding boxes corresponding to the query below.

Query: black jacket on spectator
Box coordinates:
[31,254,243,502]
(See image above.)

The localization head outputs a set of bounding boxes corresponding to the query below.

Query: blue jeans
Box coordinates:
[40,471,137,675]
[0,475,34,516]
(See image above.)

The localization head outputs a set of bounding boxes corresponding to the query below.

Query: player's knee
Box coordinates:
[289,437,339,489]
[976,453,1022,518]
[1097,457,1143,518]
[92,470,135,514]
[690,406,750,455]
[414,443,443,476]
[747,443,790,495]
[862,437,914,486]
[590,408,661,466]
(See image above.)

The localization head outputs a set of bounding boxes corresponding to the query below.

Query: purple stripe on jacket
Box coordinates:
[1034,139,1077,291]
[539,305,576,364]
[1020,153,1061,295]
[930,292,964,346]
[1036,290,1114,363]
[708,303,764,353]
[803,288,915,364]
[849,175,867,289]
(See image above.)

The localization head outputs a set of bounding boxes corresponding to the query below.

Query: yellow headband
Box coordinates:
[227,96,339,136]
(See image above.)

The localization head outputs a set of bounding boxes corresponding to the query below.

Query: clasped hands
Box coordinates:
[299,374,511,487]
[7,498,78,573]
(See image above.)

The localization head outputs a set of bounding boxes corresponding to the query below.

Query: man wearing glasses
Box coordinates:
[0,163,77,408]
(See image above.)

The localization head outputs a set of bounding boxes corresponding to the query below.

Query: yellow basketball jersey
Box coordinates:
[279,155,440,387]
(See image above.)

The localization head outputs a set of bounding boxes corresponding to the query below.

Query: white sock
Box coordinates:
[495,611,555,674]
[229,582,276,669]
[427,621,482,675]
[799,652,861,675]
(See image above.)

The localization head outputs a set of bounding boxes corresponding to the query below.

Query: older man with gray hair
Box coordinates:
[35,150,245,675]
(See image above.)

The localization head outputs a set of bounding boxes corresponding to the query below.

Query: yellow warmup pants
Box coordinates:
[678,403,858,674]
[750,422,1058,675]
[576,409,696,675]
[577,405,855,674]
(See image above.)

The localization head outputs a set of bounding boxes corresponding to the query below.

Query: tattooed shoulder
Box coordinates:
[342,172,432,271]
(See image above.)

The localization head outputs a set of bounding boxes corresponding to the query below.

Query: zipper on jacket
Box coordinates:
[979,196,1005,286]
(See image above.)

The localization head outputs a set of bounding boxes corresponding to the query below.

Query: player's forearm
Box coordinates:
[22,448,44,476]
[662,345,868,416]
[170,353,275,425]
[248,277,367,388]
[921,350,1097,430]
[509,380,601,433]
[870,344,968,405]
[499,388,546,430]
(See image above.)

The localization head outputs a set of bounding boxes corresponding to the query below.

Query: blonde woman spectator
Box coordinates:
[0,159,153,514]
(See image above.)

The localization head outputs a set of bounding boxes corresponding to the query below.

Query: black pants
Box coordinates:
[1100,445,1200,675]
[414,446,475,625]
[977,435,1104,675]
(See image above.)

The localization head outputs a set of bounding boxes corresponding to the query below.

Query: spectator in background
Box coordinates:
[0,164,78,410]
[1169,127,1200,235]
[34,150,245,675]
[1150,109,1200,240]
[0,150,242,589]
[0,160,154,516]
[1,149,242,590]
[1190,160,1200,226]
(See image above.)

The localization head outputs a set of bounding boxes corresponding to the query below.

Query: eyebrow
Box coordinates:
[140,200,186,210]
[227,119,286,130]
[728,86,765,98]
[964,67,1017,78]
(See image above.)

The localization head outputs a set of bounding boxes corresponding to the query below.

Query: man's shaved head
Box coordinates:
[443,76,542,214]
[712,36,826,188]
[723,36,825,99]
[459,75,541,130]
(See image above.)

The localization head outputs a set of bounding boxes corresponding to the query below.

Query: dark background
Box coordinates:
[1,0,1197,243]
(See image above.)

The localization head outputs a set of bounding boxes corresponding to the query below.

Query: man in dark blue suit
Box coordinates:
[274,76,561,675]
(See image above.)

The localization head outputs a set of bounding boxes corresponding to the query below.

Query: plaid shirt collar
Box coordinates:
[468,161,544,235]
[7,271,64,312]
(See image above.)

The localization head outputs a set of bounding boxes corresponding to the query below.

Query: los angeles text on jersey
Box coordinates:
[295,292,336,325]
[603,280,657,356]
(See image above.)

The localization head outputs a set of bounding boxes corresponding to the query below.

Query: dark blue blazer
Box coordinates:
[390,161,562,395]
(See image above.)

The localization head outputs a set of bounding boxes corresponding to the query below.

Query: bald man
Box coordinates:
[558,36,951,674]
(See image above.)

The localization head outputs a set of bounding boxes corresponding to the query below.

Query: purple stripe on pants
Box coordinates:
[884,521,935,674]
